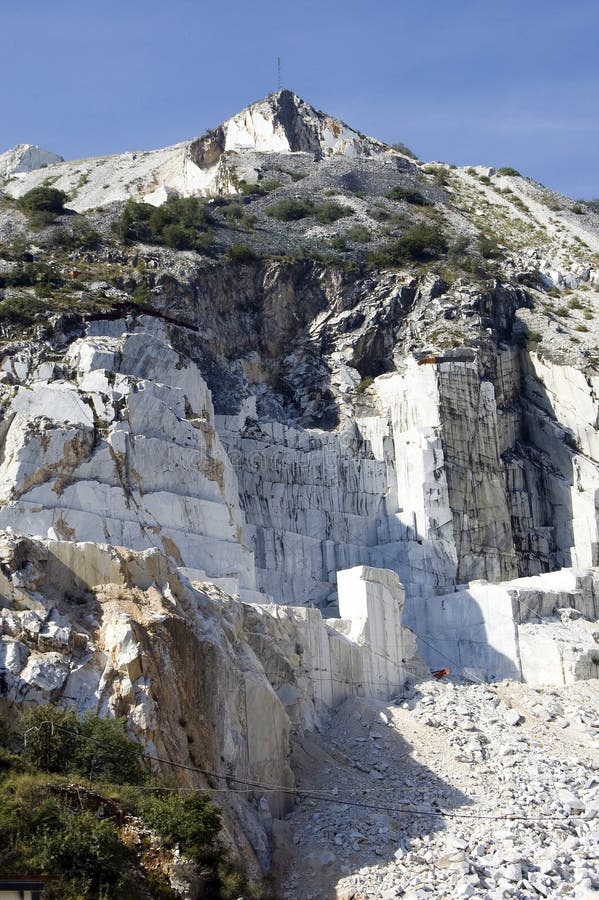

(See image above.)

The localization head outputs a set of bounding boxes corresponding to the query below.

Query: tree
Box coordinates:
[17,187,67,214]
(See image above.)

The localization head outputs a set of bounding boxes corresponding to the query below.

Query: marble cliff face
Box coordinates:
[0,91,598,873]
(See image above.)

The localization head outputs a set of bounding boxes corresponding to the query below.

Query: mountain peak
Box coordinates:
[0,144,63,178]
[190,90,389,167]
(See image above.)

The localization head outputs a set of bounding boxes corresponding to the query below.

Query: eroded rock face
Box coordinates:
[0,264,596,885]
[0,532,424,869]
[0,290,596,613]
[0,321,256,597]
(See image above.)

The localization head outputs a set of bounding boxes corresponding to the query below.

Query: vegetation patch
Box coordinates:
[266,198,353,224]
[16,187,68,228]
[0,705,258,899]
[368,222,447,268]
[346,224,372,243]
[387,186,431,206]
[391,142,418,159]
[314,201,353,224]
[266,198,316,221]
[112,197,214,251]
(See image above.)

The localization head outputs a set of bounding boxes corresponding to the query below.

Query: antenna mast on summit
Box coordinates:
[277,57,282,90]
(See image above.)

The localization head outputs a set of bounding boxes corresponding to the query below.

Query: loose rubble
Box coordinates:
[282,680,599,899]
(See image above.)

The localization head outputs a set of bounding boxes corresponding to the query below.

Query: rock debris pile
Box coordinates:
[282,681,599,899]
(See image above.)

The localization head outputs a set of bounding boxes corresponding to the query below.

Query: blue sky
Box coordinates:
[2,0,598,198]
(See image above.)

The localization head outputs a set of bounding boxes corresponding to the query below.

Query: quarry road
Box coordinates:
[280,680,599,900]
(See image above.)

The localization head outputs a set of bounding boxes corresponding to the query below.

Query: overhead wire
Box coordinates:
[29,722,579,826]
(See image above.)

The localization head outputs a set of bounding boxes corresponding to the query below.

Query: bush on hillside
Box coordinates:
[112,196,213,250]
[16,186,68,228]
[477,233,503,259]
[20,704,143,783]
[391,142,418,159]
[346,223,372,243]
[387,186,431,206]
[0,704,238,898]
[139,791,222,864]
[266,198,316,221]
[227,242,257,262]
[0,777,131,899]
[368,222,447,268]
[17,187,67,215]
[314,201,353,224]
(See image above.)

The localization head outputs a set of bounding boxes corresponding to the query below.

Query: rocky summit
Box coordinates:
[0,91,598,898]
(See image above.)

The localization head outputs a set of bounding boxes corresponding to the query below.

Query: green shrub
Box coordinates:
[227,242,257,262]
[0,705,238,899]
[525,328,543,343]
[112,196,213,251]
[112,198,154,243]
[129,283,150,307]
[0,295,47,325]
[65,217,101,250]
[0,260,62,292]
[266,198,316,220]
[368,222,447,268]
[423,166,449,186]
[139,791,221,864]
[387,186,431,206]
[17,187,67,216]
[77,713,144,784]
[497,167,521,177]
[477,233,503,259]
[161,223,195,250]
[329,234,348,251]
[20,705,143,784]
[356,376,374,393]
[346,224,372,243]
[223,203,244,223]
[391,142,418,159]
[368,206,390,222]
[315,201,353,224]
[237,179,280,196]
[0,776,131,898]
[448,234,470,259]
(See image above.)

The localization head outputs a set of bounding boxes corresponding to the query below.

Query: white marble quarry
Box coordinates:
[216,347,599,614]
[0,312,597,702]
[0,325,256,593]
[235,567,425,721]
[377,362,518,583]
[410,568,599,685]
[218,414,457,608]
[520,352,599,569]
[335,565,424,695]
